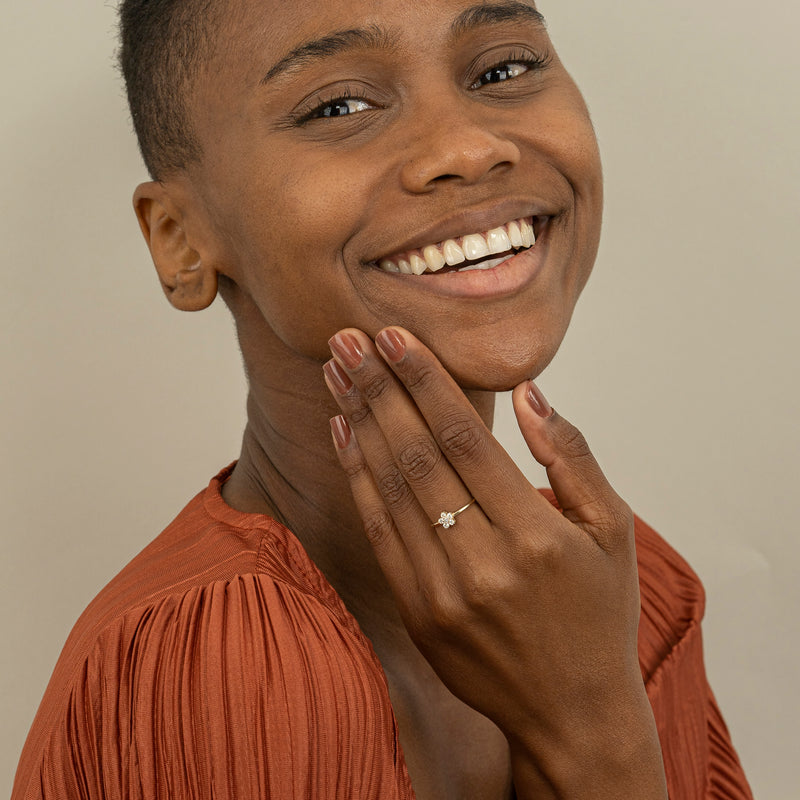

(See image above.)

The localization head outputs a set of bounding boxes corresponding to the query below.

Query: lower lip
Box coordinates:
[369,225,550,300]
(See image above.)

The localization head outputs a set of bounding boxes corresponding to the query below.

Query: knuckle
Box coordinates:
[360,370,392,403]
[558,425,593,462]
[599,499,633,533]
[519,532,568,576]
[375,465,414,509]
[459,567,507,612]
[362,509,396,549]
[400,361,439,394]
[341,456,370,482]
[346,401,373,427]
[420,583,465,633]
[396,436,441,482]
[606,500,635,546]
[577,495,633,552]
[436,416,486,464]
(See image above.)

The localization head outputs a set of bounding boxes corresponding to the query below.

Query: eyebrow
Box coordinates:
[261,2,546,85]
[451,2,546,38]
[261,26,395,84]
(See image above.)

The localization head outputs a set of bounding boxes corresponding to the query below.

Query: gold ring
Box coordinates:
[433,499,476,529]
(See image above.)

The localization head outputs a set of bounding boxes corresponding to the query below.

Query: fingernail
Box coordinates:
[376,328,406,362]
[330,415,352,449]
[527,380,553,418]
[329,333,363,369]
[323,359,353,395]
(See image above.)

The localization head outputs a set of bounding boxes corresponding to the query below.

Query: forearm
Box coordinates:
[508,689,668,800]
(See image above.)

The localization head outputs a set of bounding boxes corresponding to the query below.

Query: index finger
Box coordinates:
[373,326,546,528]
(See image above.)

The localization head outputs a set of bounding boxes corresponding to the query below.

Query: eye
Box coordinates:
[312,97,373,119]
[471,61,529,89]
[292,87,378,125]
[284,82,385,133]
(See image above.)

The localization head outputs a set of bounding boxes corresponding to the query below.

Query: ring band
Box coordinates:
[433,499,476,529]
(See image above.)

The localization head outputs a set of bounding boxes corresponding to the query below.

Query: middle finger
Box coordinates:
[326,331,486,544]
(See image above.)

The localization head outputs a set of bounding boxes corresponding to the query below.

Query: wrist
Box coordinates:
[506,687,668,799]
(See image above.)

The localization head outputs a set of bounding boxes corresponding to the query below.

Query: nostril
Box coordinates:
[400,130,521,193]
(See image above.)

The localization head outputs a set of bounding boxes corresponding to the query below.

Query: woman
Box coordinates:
[12,0,753,797]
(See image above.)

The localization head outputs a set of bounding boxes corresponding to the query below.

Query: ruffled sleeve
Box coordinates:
[635,515,753,799]
[16,573,414,800]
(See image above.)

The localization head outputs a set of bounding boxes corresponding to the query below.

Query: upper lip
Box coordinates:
[363,198,556,265]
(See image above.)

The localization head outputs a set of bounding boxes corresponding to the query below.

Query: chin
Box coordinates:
[432,330,564,393]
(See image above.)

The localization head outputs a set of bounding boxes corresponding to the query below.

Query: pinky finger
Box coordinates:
[330,415,419,597]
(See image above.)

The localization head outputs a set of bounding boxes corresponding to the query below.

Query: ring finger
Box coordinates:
[325,334,484,543]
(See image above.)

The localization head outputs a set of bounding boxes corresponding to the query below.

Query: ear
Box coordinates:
[133,181,218,311]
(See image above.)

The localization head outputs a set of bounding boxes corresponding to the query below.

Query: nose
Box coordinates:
[399,101,521,193]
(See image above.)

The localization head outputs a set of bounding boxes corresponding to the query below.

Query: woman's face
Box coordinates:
[184,0,603,389]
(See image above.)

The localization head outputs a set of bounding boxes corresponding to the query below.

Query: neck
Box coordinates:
[220,299,495,648]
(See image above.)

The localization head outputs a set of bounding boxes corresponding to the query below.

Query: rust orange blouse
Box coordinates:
[13,465,752,799]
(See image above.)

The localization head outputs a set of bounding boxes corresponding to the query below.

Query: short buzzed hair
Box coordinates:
[118,0,220,179]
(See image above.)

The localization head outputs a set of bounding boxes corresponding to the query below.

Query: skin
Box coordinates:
[133,0,668,796]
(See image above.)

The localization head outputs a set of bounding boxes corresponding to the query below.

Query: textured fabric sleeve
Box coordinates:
[14,574,413,800]
[636,515,753,800]
[644,617,753,799]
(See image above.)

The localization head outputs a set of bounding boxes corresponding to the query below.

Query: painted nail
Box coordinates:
[376,329,406,362]
[527,380,553,418]
[330,415,352,449]
[329,333,364,369]
[323,359,353,395]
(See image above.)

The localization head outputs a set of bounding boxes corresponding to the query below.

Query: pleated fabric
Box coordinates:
[13,465,752,799]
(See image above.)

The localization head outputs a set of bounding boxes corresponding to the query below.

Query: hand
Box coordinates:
[323,327,667,798]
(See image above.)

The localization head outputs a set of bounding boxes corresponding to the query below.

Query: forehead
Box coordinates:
[210,0,544,71]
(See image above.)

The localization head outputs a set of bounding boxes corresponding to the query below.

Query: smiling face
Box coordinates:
[173,0,603,390]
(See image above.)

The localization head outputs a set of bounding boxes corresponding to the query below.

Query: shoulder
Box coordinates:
[15,574,408,799]
[13,469,412,799]
[633,513,706,681]
[632,514,754,799]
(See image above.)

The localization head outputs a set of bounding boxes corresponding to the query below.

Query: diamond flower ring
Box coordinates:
[433,499,476,529]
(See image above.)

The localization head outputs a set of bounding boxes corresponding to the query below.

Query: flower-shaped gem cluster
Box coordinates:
[437,511,456,529]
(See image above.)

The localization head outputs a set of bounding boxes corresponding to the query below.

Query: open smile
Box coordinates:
[372,216,546,276]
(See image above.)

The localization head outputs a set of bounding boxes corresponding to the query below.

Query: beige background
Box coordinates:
[2,1,797,796]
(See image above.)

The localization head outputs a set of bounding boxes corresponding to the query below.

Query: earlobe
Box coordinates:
[133,181,218,312]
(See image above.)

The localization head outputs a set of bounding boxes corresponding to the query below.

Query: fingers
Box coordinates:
[323,342,453,572]
[328,414,421,598]
[325,325,629,558]
[511,380,633,553]
[367,328,545,530]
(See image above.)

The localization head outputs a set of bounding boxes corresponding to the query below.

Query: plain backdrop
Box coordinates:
[2,1,798,796]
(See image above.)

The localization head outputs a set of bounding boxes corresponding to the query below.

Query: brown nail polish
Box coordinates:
[323,359,353,395]
[330,415,351,449]
[527,380,553,418]
[329,333,363,369]
[376,328,406,362]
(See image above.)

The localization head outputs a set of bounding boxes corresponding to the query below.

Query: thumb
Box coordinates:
[511,380,632,552]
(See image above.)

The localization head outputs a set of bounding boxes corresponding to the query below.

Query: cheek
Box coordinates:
[215,151,384,357]
[537,106,603,296]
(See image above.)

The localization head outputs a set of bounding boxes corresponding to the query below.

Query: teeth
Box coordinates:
[460,254,514,272]
[376,216,539,274]
[507,221,524,248]
[422,244,446,272]
[409,254,427,275]
[442,239,466,266]
[461,233,490,261]
[486,227,512,254]
[379,258,400,273]
[520,220,536,247]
